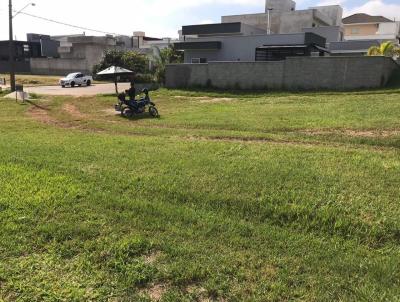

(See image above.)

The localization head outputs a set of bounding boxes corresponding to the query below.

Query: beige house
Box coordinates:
[343,13,400,43]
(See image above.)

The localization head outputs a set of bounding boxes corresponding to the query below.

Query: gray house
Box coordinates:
[174,0,341,63]
[175,24,327,63]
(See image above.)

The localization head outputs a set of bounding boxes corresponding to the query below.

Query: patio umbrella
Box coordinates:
[96,66,134,94]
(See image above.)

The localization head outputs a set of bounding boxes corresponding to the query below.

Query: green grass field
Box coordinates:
[0,87,400,301]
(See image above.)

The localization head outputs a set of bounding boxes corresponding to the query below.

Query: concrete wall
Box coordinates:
[30,58,88,75]
[310,5,343,26]
[279,10,327,34]
[0,61,31,73]
[302,26,343,43]
[41,39,60,58]
[378,22,400,36]
[52,36,129,75]
[30,37,115,75]
[222,13,276,33]
[58,43,113,72]
[222,9,335,34]
[265,0,296,12]
[166,56,398,90]
[241,23,269,35]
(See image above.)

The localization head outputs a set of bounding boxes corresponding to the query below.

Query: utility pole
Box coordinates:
[9,0,16,92]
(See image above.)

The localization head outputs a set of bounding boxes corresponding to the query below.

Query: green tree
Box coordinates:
[153,46,183,84]
[93,50,149,76]
[367,42,400,58]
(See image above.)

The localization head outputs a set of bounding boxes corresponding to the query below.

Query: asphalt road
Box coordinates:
[24,83,131,96]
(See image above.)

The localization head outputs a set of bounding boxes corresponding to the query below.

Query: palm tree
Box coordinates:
[367,41,400,58]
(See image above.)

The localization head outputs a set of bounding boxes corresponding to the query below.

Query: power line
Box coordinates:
[16,11,127,36]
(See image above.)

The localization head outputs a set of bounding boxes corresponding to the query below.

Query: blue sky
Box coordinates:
[1,0,400,40]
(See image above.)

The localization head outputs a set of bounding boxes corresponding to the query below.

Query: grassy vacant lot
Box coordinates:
[0,74,62,87]
[0,74,105,88]
[0,87,400,301]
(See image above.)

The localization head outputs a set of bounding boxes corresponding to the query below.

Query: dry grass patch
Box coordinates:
[302,129,400,138]
[62,103,87,120]
[141,283,169,301]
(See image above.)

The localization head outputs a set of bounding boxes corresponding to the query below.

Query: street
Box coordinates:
[24,83,131,96]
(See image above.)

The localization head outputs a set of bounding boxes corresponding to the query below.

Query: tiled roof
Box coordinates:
[343,13,393,24]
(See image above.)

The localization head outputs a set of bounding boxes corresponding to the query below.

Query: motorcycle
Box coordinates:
[115,89,159,118]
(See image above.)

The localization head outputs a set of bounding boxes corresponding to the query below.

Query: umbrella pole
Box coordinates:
[114,78,118,94]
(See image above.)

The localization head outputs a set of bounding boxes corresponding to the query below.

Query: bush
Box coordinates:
[134,74,155,84]
[153,46,183,84]
[93,50,149,79]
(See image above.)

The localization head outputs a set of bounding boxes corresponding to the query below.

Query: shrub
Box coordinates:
[134,74,155,84]
[153,46,183,84]
[93,50,149,79]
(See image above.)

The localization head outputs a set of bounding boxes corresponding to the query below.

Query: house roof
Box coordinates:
[343,13,393,24]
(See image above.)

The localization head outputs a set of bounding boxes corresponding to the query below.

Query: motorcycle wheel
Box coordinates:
[149,106,159,118]
[122,107,133,118]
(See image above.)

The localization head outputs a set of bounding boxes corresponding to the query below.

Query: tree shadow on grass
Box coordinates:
[118,113,159,121]
[25,100,48,110]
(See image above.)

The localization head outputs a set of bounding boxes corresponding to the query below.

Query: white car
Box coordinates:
[59,72,93,88]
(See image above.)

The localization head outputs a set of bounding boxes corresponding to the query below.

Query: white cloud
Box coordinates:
[0,0,264,40]
[317,0,347,6]
[199,20,216,25]
[4,0,399,41]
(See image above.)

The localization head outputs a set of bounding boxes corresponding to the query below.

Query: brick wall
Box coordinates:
[166,56,399,90]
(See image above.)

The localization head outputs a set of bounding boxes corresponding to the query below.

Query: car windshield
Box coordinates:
[66,73,78,79]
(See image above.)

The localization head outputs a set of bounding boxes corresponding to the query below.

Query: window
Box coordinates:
[191,58,207,64]
[351,27,360,34]
[255,47,307,61]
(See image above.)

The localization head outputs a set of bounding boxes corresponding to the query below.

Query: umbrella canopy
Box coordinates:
[97,66,134,94]
[96,66,134,76]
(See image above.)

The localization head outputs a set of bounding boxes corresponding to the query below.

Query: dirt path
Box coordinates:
[25,83,131,96]
[174,96,235,103]
[301,129,400,138]
[28,105,59,125]
[62,103,87,119]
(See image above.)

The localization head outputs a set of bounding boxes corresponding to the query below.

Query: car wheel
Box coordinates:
[71,82,75,88]
[61,85,65,88]
[86,80,91,86]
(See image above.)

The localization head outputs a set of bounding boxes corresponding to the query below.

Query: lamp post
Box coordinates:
[8,1,35,92]
[9,0,15,92]
[267,8,273,35]
[13,3,35,18]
